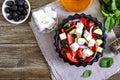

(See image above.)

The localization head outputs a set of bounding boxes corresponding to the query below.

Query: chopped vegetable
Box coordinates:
[63,23,71,30]
[100,57,114,68]
[96,39,103,46]
[81,70,92,78]
[94,28,102,35]
[97,47,103,53]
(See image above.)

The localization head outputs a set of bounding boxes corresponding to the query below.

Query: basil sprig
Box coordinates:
[100,57,114,68]
[99,0,120,32]
[81,70,92,78]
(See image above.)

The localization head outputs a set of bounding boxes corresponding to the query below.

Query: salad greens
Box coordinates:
[99,57,114,68]
[99,0,120,32]
[81,70,92,78]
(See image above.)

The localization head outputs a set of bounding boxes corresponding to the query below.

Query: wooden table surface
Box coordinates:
[0,0,120,80]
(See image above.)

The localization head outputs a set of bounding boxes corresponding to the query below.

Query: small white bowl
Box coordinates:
[2,0,31,24]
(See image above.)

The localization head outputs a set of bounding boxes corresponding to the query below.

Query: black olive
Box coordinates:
[18,6,24,11]
[11,5,18,11]
[6,1,14,6]
[12,12,18,18]
[22,10,27,15]
[5,7,11,13]
[17,11,22,15]
[7,14,13,20]
[19,15,25,20]
[23,2,28,9]
[14,18,19,21]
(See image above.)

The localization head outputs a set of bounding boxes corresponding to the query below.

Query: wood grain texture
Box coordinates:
[0,0,120,80]
[0,0,53,79]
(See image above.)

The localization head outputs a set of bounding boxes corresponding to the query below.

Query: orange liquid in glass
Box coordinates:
[61,0,93,12]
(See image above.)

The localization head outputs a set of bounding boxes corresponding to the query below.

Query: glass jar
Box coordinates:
[61,0,93,12]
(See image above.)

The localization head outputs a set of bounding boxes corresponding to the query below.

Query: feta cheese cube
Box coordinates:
[59,33,67,40]
[70,42,79,52]
[44,7,57,18]
[83,48,93,57]
[76,22,84,28]
[75,28,83,35]
[88,38,95,47]
[75,22,84,35]
[84,30,92,41]
[78,38,86,45]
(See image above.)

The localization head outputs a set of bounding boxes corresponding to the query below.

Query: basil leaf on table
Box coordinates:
[100,57,114,68]
[81,70,92,78]
[105,17,111,32]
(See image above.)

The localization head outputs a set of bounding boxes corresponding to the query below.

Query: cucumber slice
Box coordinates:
[96,39,103,46]
[63,23,71,30]
[97,47,103,53]
[94,28,102,35]
[69,29,76,34]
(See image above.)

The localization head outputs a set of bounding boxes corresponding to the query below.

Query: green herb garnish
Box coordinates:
[100,57,114,68]
[99,0,120,32]
[81,70,92,78]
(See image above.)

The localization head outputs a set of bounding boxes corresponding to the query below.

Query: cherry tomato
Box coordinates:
[61,28,65,33]
[84,56,93,63]
[67,34,75,45]
[77,48,86,59]
[88,21,95,28]
[80,17,87,25]
[65,51,78,63]
[92,44,97,52]
[92,32,98,38]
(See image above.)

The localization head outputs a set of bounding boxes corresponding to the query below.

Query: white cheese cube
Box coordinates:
[32,8,57,32]
[45,18,56,29]
[70,42,79,52]
[75,28,83,35]
[51,11,57,18]
[44,7,52,15]
[76,22,84,28]
[59,33,67,40]
[88,38,95,47]
[83,48,93,57]
[44,7,57,18]
[84,30,92,41]
[78,38,86,45]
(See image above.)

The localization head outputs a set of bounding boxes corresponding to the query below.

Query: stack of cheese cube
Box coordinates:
[32,7,57,32]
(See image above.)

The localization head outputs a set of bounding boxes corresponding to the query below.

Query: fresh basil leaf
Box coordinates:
[116,0,120,9]
[81,70,92,78]
[109,17,116,31]
[105,17,111,32]
[100,57,114,68]
[103,0,111,5]
[111,0,117,11]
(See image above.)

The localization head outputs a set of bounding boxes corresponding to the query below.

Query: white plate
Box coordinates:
[2,0,31,24]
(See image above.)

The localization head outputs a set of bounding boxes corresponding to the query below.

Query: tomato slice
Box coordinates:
[84,56,93,63]
[77,48,86,59]
[66,24,76,32]
[61,28,65,33]
[92,44,97,52]
[80,17,87,25]
[65,51,78,63]
[92,32,98,38]
[88,21,95,28]
[67,34,75,45]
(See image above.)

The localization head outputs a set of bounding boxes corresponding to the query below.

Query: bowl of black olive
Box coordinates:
[2,0,31,24]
